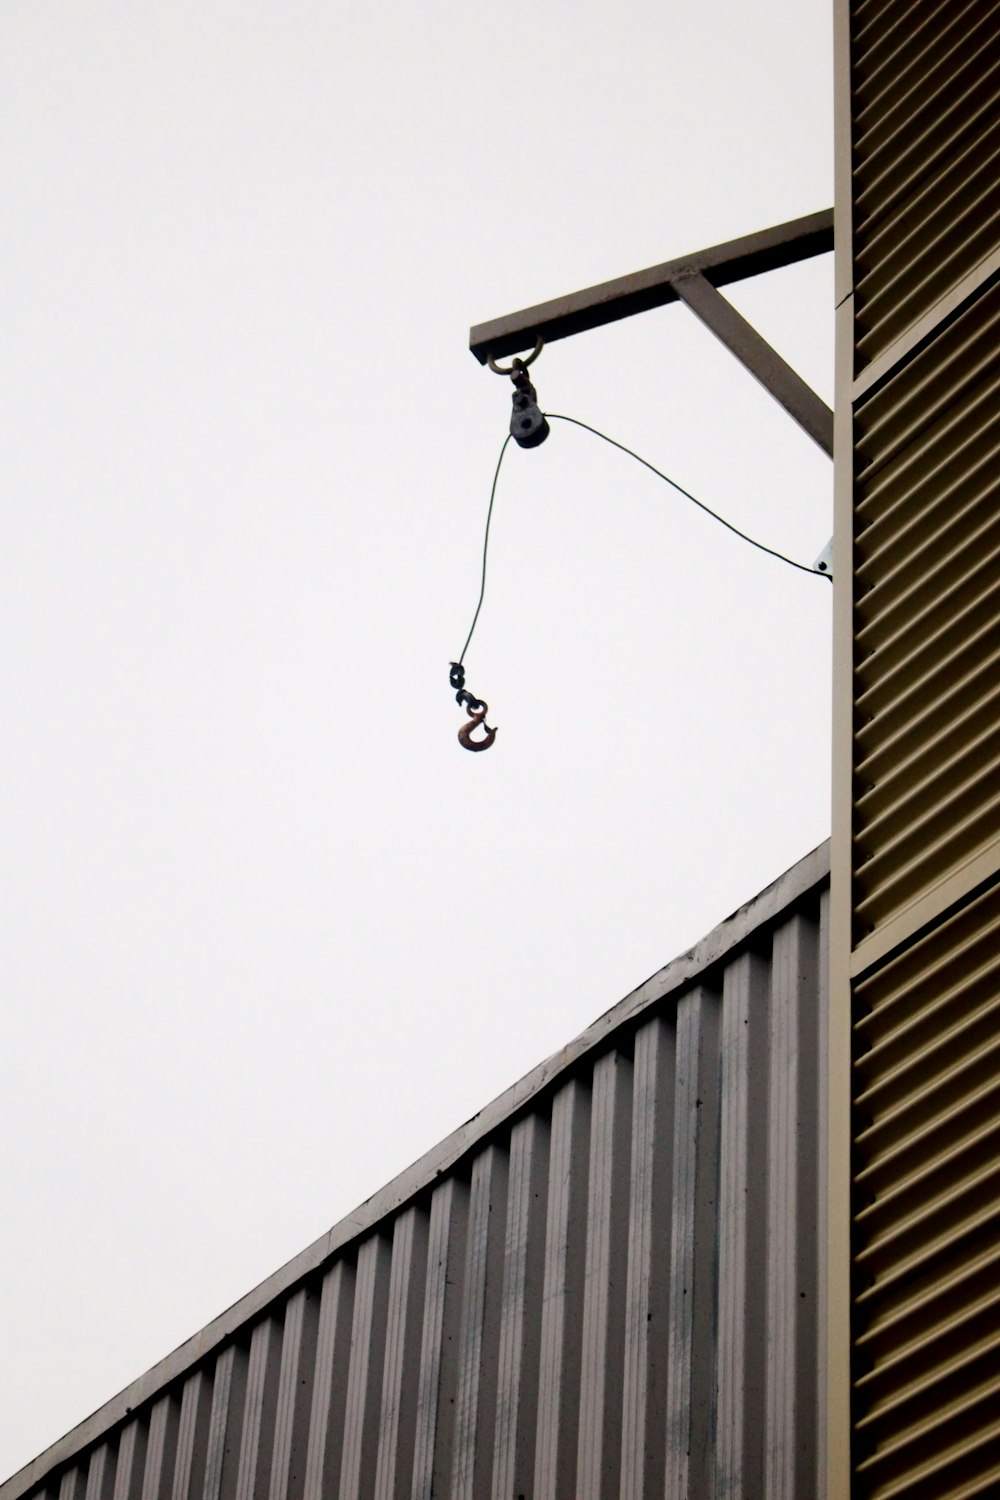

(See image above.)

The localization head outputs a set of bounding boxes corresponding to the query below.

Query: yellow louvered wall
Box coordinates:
[836,1,1000,1496]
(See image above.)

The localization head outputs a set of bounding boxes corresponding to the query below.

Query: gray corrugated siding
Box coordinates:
[3,844,829,1500]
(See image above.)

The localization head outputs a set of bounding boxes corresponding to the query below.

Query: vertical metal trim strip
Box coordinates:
[450,1145,508,1500]
[491,1113,549,1500]
[268,1290,319,1500]
[716,951,770,1499]
[532,1077,591,1500]
[83,1445,116,1500]
[372,1206,428,1500]
[765,914,821,1500]
[234,1319,281,1500]
[620,1015,675,1500]
[140,1398,179,1500]
[301,1261,354,1500]
[111,1425,148,1500]
[337,1236,392,1500]
[834,0,855,312]
[576,1051,633,1500]
[172,1372,212,1500]
[664,984,722,1499]
[410,1177,469,1500]
[829,0,859,1464]
[201,1346,248,1500]
[814,885,832,1500]
[57,1470,85,1500]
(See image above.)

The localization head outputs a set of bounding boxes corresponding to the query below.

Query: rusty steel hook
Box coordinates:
[458,709,497,752]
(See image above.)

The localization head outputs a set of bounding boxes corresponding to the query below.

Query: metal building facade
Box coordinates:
[2,845,829,1500]
[830,2,1000,1495]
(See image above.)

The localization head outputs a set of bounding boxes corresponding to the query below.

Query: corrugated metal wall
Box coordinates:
[832,2,1000,1496]
[2,846,829,1500]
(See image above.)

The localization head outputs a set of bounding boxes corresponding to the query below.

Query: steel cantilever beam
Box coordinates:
[469,208,834,459]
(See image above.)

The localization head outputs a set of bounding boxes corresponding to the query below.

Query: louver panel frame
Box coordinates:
[851,0,1000,370]
[850,278,1000,944]
[851,879,1000,1500]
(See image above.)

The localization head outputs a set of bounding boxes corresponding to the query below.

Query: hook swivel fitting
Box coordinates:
[449,662,498,752]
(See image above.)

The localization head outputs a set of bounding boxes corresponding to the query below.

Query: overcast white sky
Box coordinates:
[1,1,833,1481]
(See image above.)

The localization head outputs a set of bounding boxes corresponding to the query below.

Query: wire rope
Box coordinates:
[456,414,830,666]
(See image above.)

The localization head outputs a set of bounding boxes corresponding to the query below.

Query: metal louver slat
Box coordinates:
[851,0,949,90]
[856,1283,1000,1408]
[853,612,1000,801]
[856,491,1000,640]
[857,1244,1000,1372]
[855,697,1000,856]
[853,1403,1000,1500]
[854,44,1000,219]
[857,1330,1000,1458]
[852,0,986,153]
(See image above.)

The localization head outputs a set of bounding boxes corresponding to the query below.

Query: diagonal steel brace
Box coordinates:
[469,209,834,459]
[671,271,833,457]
